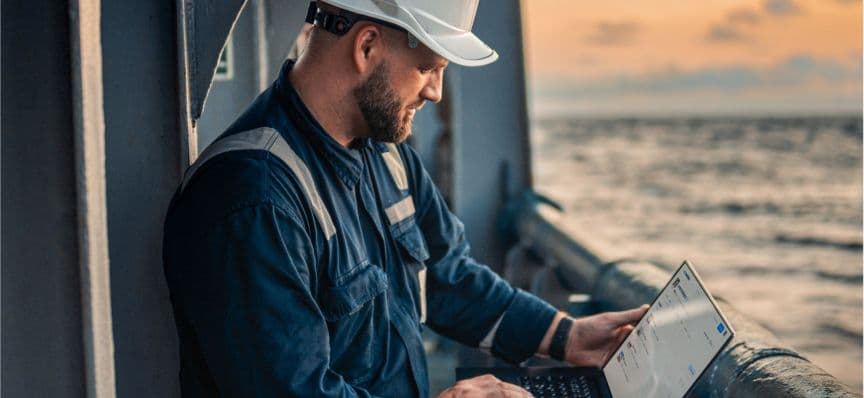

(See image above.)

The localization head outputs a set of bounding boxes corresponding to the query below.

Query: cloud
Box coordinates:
[774,55,852,82]
[584,22,639,46]
[706,25,750,42]
[533,54,860,98]
[706,8,761,43]
[763,0,803,15]
[530,57,862,117]
[727,9,761,25]
[705,2,801,44]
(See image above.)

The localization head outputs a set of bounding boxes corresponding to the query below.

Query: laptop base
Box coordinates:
[456,367,612,398]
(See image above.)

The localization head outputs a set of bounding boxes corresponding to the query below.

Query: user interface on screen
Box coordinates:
[602,262,733,398]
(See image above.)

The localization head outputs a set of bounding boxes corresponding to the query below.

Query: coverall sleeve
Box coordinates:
[173,203,378,397]
[402,146,559,364]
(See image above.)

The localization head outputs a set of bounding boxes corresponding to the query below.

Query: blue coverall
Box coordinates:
[163,61,559,397]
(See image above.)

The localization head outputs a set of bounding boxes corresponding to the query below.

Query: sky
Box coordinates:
[522,0,863,117]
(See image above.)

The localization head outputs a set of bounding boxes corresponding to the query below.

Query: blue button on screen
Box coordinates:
[717,323,725,333]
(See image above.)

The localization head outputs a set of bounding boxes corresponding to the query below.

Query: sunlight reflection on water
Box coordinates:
[532,116,863,390]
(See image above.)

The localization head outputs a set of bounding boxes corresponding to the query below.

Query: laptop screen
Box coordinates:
[601,261,734,398]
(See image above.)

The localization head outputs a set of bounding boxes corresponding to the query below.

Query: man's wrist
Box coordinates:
[497,291,560,363]
[549,316,573,361]
[538,312,563,356]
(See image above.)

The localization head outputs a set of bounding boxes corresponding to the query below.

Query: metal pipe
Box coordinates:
[504,195,859,397]
[69,0,117,396]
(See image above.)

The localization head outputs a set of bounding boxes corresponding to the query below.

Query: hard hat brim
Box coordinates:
[421,31,499,67]
[321,0,499,67]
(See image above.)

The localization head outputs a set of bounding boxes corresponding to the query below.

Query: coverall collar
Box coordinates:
[274,60,371,189]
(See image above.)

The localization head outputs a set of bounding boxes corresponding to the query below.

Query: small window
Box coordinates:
[214,38,233,81]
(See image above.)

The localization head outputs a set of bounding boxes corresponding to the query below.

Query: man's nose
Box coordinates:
[420,70,443,103]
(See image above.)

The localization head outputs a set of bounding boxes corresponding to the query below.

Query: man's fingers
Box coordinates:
[616,324,635,339]
[456,376,532,398]
[613,325,633,347]
[499,381,533,397]
[599,324,636,364]
[476,374,500,382]
[605,305,648,326]
[451,375,533,398]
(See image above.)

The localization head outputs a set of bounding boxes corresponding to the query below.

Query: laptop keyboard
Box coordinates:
[518,375,595,398]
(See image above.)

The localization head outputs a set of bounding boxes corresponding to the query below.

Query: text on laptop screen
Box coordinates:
[602,262,732,398]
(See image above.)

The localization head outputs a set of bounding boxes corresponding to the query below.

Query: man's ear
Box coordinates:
[352,24,383,76]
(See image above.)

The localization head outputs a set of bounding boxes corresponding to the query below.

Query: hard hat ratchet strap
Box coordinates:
[305,1,418,47]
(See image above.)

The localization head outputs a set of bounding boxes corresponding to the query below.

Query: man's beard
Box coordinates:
[354,62,412,143]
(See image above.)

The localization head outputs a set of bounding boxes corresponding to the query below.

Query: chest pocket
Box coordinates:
[319,261,388,321]
[381,144,431,323]
[319,260,388,385]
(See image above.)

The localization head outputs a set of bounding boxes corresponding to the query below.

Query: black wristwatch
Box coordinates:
[549,316,573,361]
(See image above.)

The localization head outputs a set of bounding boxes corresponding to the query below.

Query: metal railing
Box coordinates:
[498,192,860,397]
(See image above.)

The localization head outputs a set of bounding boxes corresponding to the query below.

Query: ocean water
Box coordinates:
[531,116,863,391]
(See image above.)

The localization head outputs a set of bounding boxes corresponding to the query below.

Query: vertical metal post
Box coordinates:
[176,0,198,167]
[69,0,117,396]
[253,0,270,92]
[450,0,533,269]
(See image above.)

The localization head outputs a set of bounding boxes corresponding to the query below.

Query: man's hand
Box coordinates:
[564,305,648,367]
[437,374,533,398]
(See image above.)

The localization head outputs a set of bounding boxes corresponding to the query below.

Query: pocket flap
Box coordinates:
[320,263,388,321]
[391,218,430,262]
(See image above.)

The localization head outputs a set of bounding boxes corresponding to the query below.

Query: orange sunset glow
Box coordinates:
[522,0,863,117]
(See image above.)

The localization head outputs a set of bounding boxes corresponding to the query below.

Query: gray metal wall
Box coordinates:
[450,0,532,269]
[196,0,308,151]
[197,3,260,150]
[409,88,447,183]
[0,1,532,396]
[263,0,307,88]
[1,0,88,396]
[101,1,183,396]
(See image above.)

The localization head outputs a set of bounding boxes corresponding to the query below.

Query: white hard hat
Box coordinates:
[309,0,498,67]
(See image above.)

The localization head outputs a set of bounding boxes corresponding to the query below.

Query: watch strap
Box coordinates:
[549,316,573,361]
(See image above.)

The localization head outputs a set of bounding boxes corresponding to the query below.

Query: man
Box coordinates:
[163,1,646,396]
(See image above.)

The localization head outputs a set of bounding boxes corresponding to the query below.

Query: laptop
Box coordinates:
[456,260,734,398]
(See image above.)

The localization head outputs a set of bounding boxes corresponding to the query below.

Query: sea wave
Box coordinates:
[677,200,860,221]
[679,201,782,216]
[813,270,864,284]
[820,322,863,343]
[532,115,863,390]
[725,265,862,285]
[775,234,863,251]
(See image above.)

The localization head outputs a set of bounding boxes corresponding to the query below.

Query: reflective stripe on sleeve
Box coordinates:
[479,313,504,352]
[269,135,337,240]
[181,127,336,240]
[181,127,279,192]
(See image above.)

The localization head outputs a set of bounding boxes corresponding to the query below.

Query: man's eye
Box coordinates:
[418,66,434,74]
